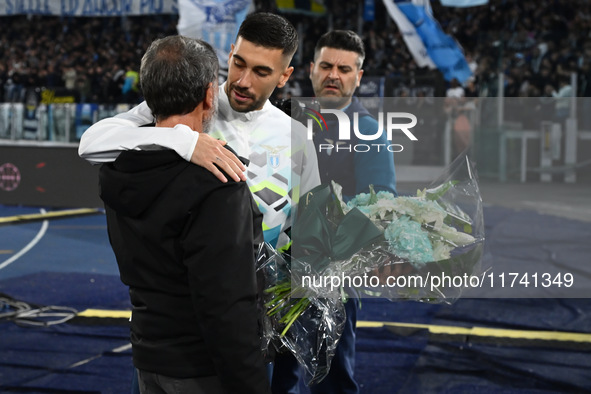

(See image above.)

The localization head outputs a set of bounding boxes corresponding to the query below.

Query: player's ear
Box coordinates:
[277,66,294,89]
[227,43,235,67]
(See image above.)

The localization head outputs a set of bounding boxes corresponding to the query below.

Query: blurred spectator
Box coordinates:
[0,14,176,104]
[446,78,465,101]
[550,75,574,123]
[62,65,77,91]
[121,64,141,104]
[507,25,536,52]
[3,0,591,104]
[0,63,7,102]
[464,78,479,98]
[529,43,547,74]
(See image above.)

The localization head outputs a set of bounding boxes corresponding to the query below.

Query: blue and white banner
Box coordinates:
[439,0,488,7]
[177,0,252,68]
[383,0,473,83]
[1,0,178,16]
[382,0,435,69]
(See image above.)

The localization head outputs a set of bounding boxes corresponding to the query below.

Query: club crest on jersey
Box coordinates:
[261,145,287,168]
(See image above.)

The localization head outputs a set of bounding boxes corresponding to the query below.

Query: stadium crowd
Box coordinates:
[2,0,591,104]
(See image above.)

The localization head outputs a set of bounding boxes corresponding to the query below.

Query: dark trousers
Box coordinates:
[137,369,223,394]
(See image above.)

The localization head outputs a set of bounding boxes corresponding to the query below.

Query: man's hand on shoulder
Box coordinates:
[193,133,247,183]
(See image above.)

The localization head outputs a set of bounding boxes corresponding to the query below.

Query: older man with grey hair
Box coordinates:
[98,35,270,394]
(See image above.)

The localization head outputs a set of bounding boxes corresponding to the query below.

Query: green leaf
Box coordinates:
[424,180,458,201]
[368,184,379,205]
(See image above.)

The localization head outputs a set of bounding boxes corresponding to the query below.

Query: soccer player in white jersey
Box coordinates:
[80,12,319,394]
[79,13,320,251]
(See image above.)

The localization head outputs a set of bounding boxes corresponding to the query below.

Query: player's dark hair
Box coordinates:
[237,12,298,59]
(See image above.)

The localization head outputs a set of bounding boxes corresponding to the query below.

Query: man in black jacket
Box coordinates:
[99,35,270,394]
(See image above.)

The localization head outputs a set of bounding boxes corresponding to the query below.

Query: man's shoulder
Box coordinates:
[116,150,242,189]
[115,149,184,167]
[162,162,251,212]
[346,96,373,117]
[264,102,292,123]
[260,103,309,141]
[181,162,250,191]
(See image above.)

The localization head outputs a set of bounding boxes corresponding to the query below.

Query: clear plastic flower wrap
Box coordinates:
[255,243,346,385]
[257,153,485,384]
[289,153,485,302]
[329,153,485,301]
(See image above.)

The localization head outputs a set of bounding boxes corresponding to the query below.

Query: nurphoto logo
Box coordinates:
[303,107,418,154]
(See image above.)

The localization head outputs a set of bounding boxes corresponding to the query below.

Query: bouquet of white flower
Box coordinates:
[257,154,485,384]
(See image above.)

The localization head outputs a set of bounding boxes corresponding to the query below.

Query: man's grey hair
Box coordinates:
[140,35,219,121]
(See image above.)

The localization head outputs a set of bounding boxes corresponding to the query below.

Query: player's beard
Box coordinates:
[227,82,266,113]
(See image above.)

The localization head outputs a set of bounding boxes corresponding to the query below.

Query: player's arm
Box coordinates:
[79,101,246,183]
[292,119,321,197]
[301,138,321,195]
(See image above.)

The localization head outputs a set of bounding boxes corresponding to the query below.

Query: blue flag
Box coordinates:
[364,0,376,21]
[385,0,473,83]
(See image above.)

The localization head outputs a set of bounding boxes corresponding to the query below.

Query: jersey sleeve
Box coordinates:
[291,118,321,198]
[78,101,199,164]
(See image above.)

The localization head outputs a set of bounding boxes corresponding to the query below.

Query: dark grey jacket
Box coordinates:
[100,148,269,394]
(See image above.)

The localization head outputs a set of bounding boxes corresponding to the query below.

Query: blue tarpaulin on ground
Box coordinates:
[1,204,591,392]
